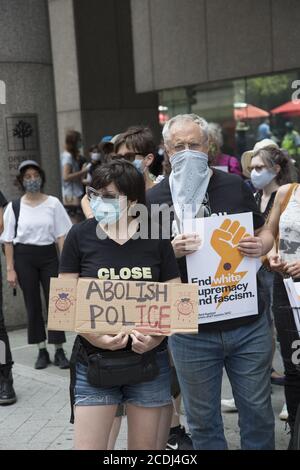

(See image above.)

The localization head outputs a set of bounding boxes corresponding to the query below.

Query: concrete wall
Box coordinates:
[0,0,61,328]
[73,0,160,144]
[48,0,83,152]
[131,0,300,92]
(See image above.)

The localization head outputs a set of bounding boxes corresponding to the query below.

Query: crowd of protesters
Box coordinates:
[0,114,300,451]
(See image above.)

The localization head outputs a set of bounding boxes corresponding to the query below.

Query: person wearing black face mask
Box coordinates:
[1,161,72,370]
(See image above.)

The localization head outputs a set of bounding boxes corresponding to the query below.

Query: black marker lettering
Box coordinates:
[121,305,135,326]
[86,281,103,300]
[105,306,118,325]
[90,305,103,329]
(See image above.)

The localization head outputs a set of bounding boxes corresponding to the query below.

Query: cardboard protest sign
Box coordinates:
[184,213,258,324]
[283,278,300,338]
[48,278,199,336]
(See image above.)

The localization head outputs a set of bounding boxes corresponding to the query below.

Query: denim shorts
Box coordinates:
[74,350,172,408]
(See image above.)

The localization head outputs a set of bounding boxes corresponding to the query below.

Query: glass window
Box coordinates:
[159,70,300,160]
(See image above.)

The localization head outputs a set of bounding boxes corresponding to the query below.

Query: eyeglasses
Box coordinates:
[172,142,202,152]
[86,187,119,201]
[249,165,266,173]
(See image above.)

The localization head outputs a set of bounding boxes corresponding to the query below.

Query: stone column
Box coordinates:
[0,0,61,328]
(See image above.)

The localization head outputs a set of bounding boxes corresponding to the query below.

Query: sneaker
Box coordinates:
[279,403,288,421]
[54,348,70,369]
[35,348,51,369]
[221,398,238,412]
[166,425,193,450]
[0,370,17,406]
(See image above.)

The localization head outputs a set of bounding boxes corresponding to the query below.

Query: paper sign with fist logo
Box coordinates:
[184,213,258,324]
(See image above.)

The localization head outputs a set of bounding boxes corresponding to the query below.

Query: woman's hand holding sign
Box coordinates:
[130,330,164,354]
[81,332,129,351]
[283,260,300,278]
[268,254,287,274]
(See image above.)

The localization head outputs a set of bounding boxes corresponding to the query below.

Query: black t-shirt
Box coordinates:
[59,218,180,356]
[0,191,7,208]
[254,190,277,220]
[147,169,265,332]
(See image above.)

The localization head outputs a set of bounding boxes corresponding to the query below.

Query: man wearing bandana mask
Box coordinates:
[147,114,275,450]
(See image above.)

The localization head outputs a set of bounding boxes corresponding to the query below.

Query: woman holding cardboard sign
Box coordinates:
[59,160,181,450]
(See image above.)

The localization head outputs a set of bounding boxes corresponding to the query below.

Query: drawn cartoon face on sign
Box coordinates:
[51,293,75,312]
[176,297,194,320]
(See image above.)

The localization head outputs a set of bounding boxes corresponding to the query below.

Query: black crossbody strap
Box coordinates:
[11,198,21,239]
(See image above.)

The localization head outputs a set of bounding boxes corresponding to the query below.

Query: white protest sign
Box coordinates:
[184,212,258,324]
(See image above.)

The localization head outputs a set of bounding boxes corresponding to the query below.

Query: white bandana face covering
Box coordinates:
[169,149,210,230]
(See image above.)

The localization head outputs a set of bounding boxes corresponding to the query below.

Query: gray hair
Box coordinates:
[162,113,209,145]
[207,122,223,148]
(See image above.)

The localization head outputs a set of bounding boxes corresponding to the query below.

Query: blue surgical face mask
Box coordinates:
[23,177,42,193]
[90,197,121,224]
[133,159,144,174]
[91,152,101,162]
[250,168,276,190]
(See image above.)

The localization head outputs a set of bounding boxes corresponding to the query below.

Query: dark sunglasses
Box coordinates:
[110,152,147,162]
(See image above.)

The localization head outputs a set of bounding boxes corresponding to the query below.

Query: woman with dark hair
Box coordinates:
[221,144,293,414]
[114,126,157,191]
[250,147,292,389]
[267,176,300,448]
[81,127,158,219]
[1,160,72,369]
[59,160,180,450]
[61,130,89,223]
[82,144,105,186]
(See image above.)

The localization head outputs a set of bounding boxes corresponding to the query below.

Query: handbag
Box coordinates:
[87,349,160,388]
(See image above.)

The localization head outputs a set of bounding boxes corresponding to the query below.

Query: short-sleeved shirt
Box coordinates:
[0,192,7,208]
[61,151,84,200]
[59,218,180,355]
[147,169,265,332]
[0,196,72,245]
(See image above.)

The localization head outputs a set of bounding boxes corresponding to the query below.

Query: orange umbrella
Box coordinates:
[234,104,269,120]
[271,100,300,116]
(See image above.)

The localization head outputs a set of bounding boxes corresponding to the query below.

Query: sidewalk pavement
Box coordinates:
[0,328,289,450]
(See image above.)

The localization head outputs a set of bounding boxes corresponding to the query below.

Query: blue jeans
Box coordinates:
[169,313,275,450]
[74,350,172,408]
[257,266,275,327]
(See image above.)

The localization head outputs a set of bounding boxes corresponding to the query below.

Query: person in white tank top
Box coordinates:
[268,182,300,448]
